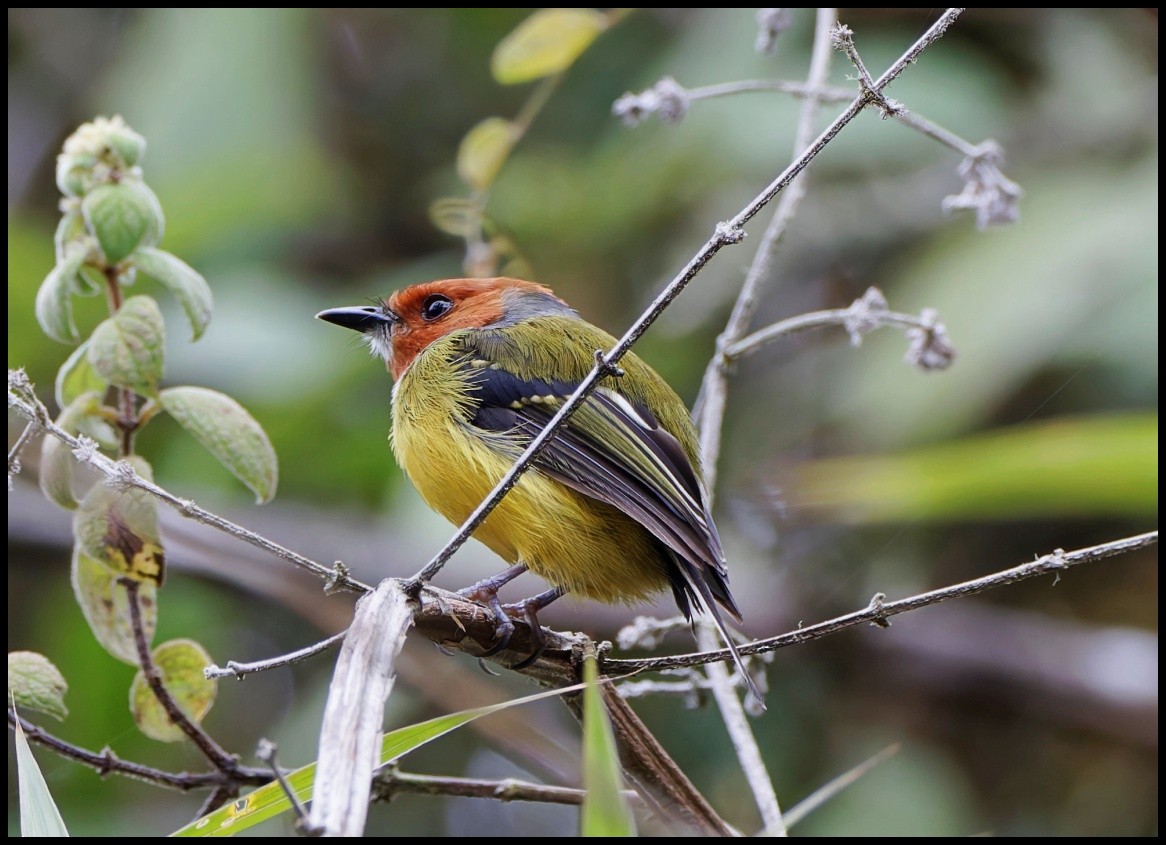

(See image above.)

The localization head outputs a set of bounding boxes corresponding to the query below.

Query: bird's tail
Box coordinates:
[667,553,765,710]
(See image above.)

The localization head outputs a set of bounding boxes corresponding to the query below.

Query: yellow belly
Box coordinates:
[392,381,669,604]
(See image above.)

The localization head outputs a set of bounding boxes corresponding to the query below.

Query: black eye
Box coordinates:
[421,294,453,321]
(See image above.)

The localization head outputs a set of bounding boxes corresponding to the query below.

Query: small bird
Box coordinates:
[318,277,757,699]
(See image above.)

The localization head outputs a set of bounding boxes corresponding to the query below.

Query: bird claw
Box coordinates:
[500,587,564,670]
[477,593,516,657]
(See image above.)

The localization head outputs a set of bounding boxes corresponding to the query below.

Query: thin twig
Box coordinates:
[6,708,270,790]
[102,265,140,458]
[204,630,347,680]
[371,763,644,808]
[724,299,950,363]
[256,739,313,829]
[6,374,369,593]
[408,7,967,589]
[603,531,1158,674]
[124,578,238,772]
[620,76,985,161]
[692,9,840,837]
[783,743,901,828]
[8,419,38,488]
[195,785,239,821]
[832,23,902,118]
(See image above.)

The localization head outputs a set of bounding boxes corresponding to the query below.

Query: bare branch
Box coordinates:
[832,22,904,119]
[7,419,38,491]
[7,707,270,791]
[7,371,369,594]
[603,532,1158,674]
[409,7,968,590]
[204,630,347,680]
[372,763,644,808]
[784,744,901,828]
[256,739,312,830]
[755,8,794,55]
[724,287,955,372]
[124,578,237,772]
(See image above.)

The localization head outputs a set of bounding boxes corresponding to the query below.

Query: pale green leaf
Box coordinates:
[55,338,108,410]
[13,703,70,837]
[581,655,635,836]
[35,252,84,344]
[133,247,213,340]
[457,118,518,191]
[174,681,590,836]
[428,197,482,237]
[8,652,68,722]
[88,294,166,397]
[53,210,85,264]
[81,180,164,264]
[130,639,216,742]
[159,386,278,503]
[71,549,156,665]
[39,392,118,511]
[491,8,607,84]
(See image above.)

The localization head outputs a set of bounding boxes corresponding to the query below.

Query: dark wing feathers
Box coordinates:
[460,354,741,623]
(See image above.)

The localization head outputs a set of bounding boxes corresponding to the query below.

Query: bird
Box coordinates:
[317,277,759,701]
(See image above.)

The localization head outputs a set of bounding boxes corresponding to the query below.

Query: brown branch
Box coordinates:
[371,763,643,808]
[603,532,1159,674]
[102,265,139,458]
[7,708,270,791]
[123,578,238,772]
[7,375,369,593]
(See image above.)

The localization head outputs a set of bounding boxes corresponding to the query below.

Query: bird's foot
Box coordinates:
[500,587,565,670]
[458,564,528,656]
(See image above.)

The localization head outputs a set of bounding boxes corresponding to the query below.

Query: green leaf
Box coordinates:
[133,247,213,340]
[71,549,156,665]
[491,8,608,84]
[457,118,519,191]
[130,639,216,742]
[74,456,165,586]
[428,197,483,238]
[791,412,1159,522]
[12,703,70,837]
[88,294,166,397]
[39,392,118,511]
[159,386,278,503]
[8,652,69,721]
[55,338,108,410]
[81,179,165,264]
[56,149,96,198]
[54,210,86,264]
[174,681,591,836]
[35,251,85,344]
[581,655,635,836]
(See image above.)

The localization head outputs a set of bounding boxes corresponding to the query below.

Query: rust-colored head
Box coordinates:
[317,277,574,379]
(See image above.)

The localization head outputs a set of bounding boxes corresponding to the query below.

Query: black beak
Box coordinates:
[315,305,398,333]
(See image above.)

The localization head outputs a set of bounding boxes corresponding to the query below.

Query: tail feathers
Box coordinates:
[666,552,764,709]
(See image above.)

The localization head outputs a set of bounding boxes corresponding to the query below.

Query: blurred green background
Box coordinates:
[8,8,1157,836]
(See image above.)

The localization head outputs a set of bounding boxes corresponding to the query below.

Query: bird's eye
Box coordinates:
[421,294,453,321]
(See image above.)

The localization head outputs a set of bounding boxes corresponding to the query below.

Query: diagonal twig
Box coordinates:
[603,531,1159,674]
[407,7,968,589]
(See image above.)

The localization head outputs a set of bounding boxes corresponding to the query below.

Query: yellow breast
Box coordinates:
[390,335,670,604]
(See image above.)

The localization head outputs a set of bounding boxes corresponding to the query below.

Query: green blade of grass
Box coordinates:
[580,656,635,837]
[173,680,590,837]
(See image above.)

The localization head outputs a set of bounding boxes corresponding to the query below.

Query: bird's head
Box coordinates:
[317,277,574,379]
